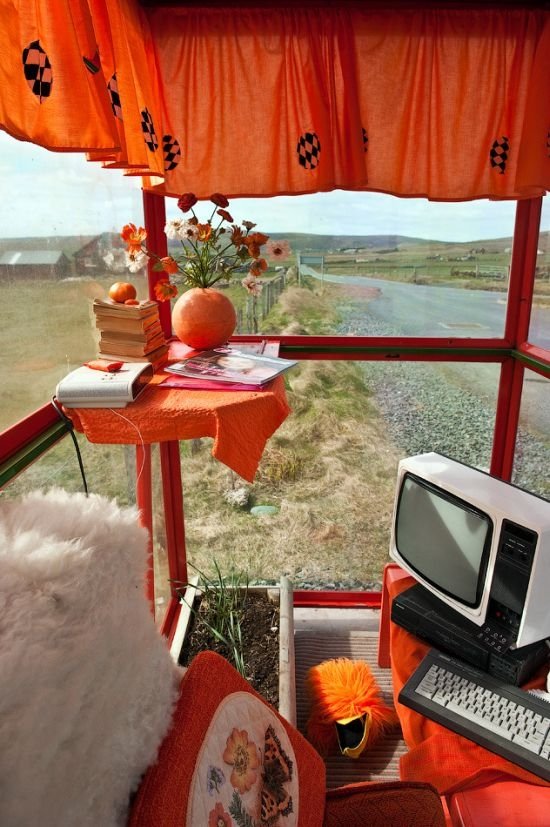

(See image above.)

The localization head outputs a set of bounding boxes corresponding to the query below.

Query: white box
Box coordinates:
[56,363,154,408]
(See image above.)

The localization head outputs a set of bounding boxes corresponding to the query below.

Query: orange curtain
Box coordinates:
[1,3,549,201]
[143,5,550,201]
[0,0,165,178]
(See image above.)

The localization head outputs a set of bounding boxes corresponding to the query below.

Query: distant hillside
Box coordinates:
[267,233,436,252]
[0,234,111,257]
[1,229,547,258]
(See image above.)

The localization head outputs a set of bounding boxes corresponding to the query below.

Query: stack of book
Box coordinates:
[93,299,168,365]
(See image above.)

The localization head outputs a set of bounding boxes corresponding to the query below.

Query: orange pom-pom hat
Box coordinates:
[306,658,398,758]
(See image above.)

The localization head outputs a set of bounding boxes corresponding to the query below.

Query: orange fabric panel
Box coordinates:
[86,0,166,177]
[0,0,118,151]
[387,575,550,796]
[143,6,550,201]
[64,371,290,483]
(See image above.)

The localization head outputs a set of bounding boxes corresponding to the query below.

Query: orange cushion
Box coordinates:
[128,651,326,827]
[449,779,550,827]
[324,781,446,827]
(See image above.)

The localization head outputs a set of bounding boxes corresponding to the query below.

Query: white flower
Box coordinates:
[180,220,199,241]
[164,219,184,240]
[241,274,263,296]
[125,249,148,272]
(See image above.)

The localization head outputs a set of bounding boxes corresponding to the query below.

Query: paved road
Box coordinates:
[314,273,550,348]
[303,269,550,435]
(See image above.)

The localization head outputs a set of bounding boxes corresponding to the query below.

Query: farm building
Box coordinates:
[73,232,125,275]
[0,250,71,280]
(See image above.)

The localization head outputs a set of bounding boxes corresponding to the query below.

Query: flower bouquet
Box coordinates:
[121,193,291,349]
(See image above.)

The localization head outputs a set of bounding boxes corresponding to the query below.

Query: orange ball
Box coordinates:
[171,288,237,350]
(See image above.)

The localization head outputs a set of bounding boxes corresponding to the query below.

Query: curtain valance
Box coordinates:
[143,5,550,201]
[1,3,549,201]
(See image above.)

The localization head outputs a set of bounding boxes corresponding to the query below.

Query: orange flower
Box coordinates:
[249,231,270,247]
[249,258,268,277]
[243,232,269,258]
[154,278,178,302]
[230,225,246,246]
[160,256,179,275]
[121,223,147,253]
[197,223,213,242]
[222,728,259,794]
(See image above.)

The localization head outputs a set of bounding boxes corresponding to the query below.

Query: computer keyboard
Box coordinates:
[398,648,550,781]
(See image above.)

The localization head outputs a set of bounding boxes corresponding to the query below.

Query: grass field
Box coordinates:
[3,275,402,603]
[3,263,547,606]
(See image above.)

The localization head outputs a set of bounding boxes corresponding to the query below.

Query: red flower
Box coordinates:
[160,256,179,275]
[210,193,229,208]
[208,802,232,827]
[154,278,178,302]
[177,192,198,213]
[217,208,234,223]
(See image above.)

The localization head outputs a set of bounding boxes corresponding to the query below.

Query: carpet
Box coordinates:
[295,631,407,787]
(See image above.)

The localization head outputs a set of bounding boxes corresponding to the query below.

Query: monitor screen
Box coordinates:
[395,472,493,606]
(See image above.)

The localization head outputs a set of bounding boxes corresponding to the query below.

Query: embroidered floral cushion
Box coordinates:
[128,651,326,827]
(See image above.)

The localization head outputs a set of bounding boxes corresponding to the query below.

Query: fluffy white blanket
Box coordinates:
[0,488,181,827]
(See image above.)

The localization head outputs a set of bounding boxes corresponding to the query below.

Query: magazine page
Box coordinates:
[165,346,297,386]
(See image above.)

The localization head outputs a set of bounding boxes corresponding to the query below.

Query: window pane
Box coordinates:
[512,369,550,499]
[529,196,550,351]
[181,360,500,590]
[165,192,517,339]
[0,132,143,429]
[4,436,140,503]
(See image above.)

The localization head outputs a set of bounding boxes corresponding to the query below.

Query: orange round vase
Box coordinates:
[171,287,237,350]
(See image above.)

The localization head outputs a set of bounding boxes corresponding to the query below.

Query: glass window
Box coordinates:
[512,369,550,500]
[181,360,500,590]
[0,131,143,429]
[165,192,517,339]
[528,195,550,351]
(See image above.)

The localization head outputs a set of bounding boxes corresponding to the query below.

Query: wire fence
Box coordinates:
[235,273,286,334]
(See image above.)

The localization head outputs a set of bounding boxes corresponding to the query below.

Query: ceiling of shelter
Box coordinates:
[139,0,550,7]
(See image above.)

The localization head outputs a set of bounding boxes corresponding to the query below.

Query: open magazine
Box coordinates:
[164,346,297,387]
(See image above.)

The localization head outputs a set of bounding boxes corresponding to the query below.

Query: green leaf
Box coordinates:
[229,791,258,827]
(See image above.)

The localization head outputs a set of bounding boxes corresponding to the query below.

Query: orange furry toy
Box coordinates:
[306,658,398,758]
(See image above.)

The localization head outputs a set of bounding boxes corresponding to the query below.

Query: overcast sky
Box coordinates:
[2,130,548,243]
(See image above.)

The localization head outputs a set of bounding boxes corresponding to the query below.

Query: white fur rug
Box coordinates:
[0,488,182,827]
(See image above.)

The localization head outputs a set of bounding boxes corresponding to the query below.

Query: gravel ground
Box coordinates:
[338,306,550,499]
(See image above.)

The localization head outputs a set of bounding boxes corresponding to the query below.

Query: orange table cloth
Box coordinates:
[65,373,290,483]
[388,575,550,796]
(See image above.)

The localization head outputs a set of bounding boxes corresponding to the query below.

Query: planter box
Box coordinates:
[170,575,296,725]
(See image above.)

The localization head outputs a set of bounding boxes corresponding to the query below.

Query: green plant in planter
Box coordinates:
[177,560,250,677]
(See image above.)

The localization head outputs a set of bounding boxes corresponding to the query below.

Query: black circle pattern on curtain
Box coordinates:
[83,51,101,75]
[108,74,122,120]
[547,131,550,159]
[362,128,369,152]
[141,108,158,152]
[297,132,321,169]
[163,135,181,171]
[490,136,509,174]
[22,41,52,103]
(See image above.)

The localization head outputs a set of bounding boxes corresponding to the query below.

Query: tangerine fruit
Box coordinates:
[108,282,137,303]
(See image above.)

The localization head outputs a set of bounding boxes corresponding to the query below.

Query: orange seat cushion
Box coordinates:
[128,651,326,827]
